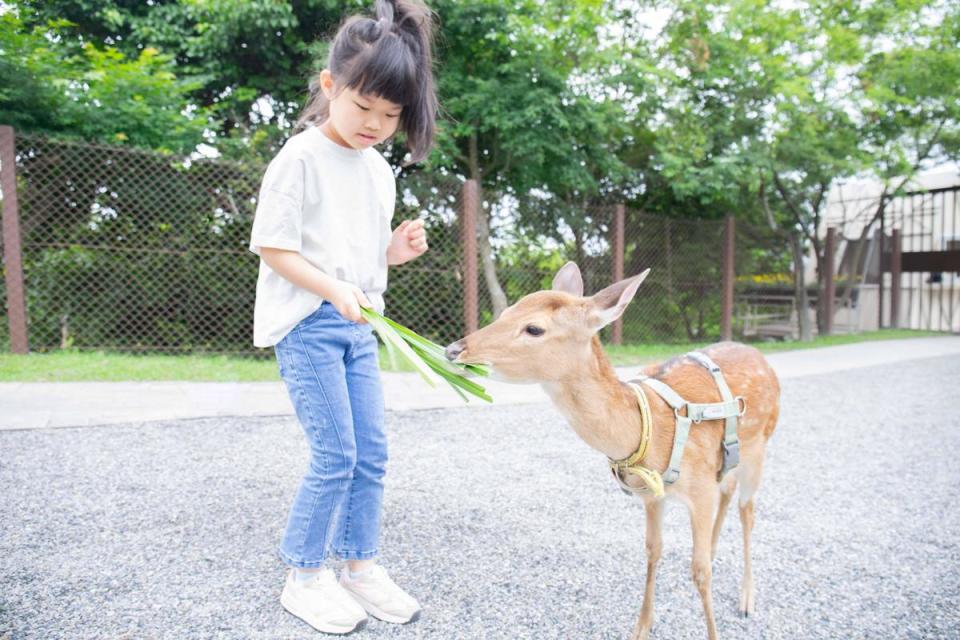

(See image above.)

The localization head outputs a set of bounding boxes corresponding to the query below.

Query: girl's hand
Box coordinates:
[328,280,372,323]
[387,219,428,265]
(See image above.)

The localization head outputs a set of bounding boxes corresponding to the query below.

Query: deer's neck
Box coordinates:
[542,336,649,461]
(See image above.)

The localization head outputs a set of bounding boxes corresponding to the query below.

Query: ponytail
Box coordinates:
[296,0,438,165]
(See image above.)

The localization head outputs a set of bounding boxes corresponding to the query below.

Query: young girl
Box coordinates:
[248,0,437,634]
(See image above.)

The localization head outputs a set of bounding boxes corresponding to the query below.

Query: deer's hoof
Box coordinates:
[739,586,756,617]
[631,618,653,640]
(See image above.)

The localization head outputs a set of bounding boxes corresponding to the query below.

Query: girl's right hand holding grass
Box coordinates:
[328,280,372,323]
[255,247,372,323]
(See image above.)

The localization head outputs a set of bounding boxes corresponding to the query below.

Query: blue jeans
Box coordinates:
[273,301,387,568]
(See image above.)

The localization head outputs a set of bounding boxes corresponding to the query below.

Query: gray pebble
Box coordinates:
[1,356,959,639]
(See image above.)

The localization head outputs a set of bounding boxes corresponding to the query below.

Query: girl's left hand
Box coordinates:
[388,219,428,265]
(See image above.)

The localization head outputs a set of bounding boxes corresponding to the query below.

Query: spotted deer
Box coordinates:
[445,262,780,640]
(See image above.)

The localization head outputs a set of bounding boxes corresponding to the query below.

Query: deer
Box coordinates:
[444,262,780,640]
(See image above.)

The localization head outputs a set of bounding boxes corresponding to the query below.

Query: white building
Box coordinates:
[817,166,960,333]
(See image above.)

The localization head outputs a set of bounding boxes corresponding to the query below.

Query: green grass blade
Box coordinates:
[379,316,446,356]
[407,341,463,376]
[361,308,441,387]
[377,313,490,377]
[377,325,400,370]
[409,343,490,397]
[425,360,470,403]
[423,356,493,403]
[361,307,492,402]
[463,363,490,377]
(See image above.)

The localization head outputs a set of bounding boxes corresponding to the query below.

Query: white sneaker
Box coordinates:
[281,569,368,635]
[339,565,422,624]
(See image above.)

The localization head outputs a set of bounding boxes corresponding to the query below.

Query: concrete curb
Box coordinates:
[2,336,958,431]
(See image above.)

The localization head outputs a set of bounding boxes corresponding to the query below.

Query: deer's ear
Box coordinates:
[551,261,584,297]
[589,269,650,330]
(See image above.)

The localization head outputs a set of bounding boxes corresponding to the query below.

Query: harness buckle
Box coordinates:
[722,439,741,471]
[737,396,747,417]
[680,406,702,424]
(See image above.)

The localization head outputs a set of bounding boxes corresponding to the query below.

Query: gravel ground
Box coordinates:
[2,356,959,640]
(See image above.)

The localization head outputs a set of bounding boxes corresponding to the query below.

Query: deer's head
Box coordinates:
[445,262,649,382]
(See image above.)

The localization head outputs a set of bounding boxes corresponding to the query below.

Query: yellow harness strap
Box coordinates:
[608,382,665,498]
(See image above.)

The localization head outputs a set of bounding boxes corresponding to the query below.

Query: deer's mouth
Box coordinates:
[445,339,500,373]
[456,353,493,368]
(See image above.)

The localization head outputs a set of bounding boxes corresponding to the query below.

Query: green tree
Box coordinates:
[14,0,350,158]
[642,0,960,340]
[1,11,205,153]
[433,0,631,316]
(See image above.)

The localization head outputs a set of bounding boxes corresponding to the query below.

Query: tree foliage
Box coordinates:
[3,0,958,347]
[1,11,205,153]
[635,0,960,338]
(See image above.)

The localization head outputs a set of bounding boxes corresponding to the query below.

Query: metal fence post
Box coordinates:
[890,228,901,329]
[461,179,479,335]
[720,215,735,341]
[0,125,29,353]
[823,226,836,335]
[612,204,625,345]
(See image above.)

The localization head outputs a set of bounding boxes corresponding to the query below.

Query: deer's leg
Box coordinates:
[737,454,765,617]
[739,498,756,616]
[631,499,664,640]
[690,490,720,640]
[711,474,738,560]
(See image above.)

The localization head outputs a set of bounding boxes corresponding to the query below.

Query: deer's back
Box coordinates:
[644,341,780,442]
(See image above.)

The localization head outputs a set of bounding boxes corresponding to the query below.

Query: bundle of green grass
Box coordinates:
[361,308,492,403]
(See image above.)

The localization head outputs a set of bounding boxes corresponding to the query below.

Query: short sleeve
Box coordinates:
[385,168,396,221]
[248,153,307,255]
[373,154,396,222]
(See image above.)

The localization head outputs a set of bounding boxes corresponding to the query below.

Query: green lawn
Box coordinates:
[0,329,943,382]
[603,328,943,365]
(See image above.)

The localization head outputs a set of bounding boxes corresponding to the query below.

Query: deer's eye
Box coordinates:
[525,325,545,337]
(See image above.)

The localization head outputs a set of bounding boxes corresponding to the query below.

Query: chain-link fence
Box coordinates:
[382,172,466,345]
[733,220,795,339]
[2,133,262,354]
[473,201,621,338]
[2,131,792,355]
[471,205,730,344]
[620,212,726,343]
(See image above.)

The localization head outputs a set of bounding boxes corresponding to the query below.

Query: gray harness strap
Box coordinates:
[628,351,744,486]
[686,352,743,474]
[632,374,691,485]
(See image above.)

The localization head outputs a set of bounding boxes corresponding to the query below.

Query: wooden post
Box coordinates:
[823,227,837,335]
[0,125,29,354]
[878,200,886,329]
[612,204,625,345]
[720,215,735,341]
[890,228,901,328]
[461,179,479,335]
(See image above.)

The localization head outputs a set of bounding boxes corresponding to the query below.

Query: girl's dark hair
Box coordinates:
[296,0,438,165]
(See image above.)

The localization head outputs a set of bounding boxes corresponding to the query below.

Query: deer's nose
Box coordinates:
[445,339,466,361]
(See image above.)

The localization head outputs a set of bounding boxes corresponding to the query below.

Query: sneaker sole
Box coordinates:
[343,590,421,625]
[281,590,367,635]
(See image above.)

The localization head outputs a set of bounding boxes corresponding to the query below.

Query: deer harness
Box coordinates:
[608,351,746,498]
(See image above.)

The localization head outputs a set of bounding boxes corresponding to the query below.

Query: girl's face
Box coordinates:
[319,69,402,150]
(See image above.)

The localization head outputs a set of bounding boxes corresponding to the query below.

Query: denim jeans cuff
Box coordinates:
[278,548,330,569]
[334,549,379,561]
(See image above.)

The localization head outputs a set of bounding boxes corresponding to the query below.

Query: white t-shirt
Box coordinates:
[248,125,395,348]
